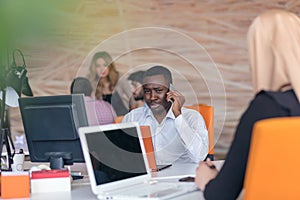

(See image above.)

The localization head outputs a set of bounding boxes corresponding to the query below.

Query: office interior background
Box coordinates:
[2,0,300,159]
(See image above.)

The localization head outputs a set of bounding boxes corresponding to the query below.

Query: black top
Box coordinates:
[102,94,112,103]
[204,90,300,200]
[103,92,128,116]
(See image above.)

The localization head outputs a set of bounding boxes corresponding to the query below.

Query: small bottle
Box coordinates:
[12,149,25,172]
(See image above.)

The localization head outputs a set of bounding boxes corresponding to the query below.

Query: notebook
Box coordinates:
[78,122,198,200]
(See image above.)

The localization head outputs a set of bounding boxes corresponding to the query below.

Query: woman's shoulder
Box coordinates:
[245,89,300,118]
[256,89,295,97]
[254,90,299,108]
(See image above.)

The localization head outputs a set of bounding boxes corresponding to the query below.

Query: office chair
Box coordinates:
[244,117,300,200]
[114,116,124,123]
[185,104,214,160]
[139,125,159,171]
[114,118,156,169]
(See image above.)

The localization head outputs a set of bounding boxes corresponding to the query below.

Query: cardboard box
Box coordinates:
[1,171,30,198]
[31,169,71,193]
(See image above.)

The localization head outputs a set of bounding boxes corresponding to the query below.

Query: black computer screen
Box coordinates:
[19,94,88,169]
[85,126,147,185]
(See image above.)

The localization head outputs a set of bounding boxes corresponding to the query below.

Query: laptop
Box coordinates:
[78,122,198,200]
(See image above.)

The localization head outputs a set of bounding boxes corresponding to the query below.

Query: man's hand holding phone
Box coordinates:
[167,84,185,117]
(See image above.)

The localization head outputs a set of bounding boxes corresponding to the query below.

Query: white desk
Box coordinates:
[22,161,224,200]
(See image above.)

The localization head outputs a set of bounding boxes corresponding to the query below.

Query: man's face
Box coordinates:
[131,81,144,101]
[143,74,171,114]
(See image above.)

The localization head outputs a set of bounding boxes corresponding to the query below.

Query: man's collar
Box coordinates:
[144,104,153,118]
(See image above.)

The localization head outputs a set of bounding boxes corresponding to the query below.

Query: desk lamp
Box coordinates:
[0,49,33,170]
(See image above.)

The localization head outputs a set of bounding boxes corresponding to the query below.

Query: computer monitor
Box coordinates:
[19,94,88,169]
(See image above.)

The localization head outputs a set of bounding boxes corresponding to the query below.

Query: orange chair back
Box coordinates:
[114,116,124,123]
[139,126,157,171]
[114,118,157,171]
[244,117,300,200]
[185,104,214,160]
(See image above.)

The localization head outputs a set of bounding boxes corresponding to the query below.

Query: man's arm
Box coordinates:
[122,112,131,123]
[174,110,209,162]
[167,88,208,162]
[122,107,144,123]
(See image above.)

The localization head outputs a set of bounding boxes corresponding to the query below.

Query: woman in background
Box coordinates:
[195,9,300,199]
[88,51,119,101]
[88,51,128,116]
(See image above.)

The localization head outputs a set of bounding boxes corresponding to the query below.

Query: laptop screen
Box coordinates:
[85,126,148,185]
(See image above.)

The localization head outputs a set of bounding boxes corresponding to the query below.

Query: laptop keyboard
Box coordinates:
[109,182,197,199]
[138,187,184,198]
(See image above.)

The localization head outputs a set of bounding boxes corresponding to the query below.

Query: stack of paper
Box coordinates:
[31,169,71,193]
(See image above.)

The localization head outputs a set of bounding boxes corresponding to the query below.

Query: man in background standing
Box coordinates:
[127,70,145,111]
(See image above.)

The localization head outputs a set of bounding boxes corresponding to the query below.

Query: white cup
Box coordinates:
[12,153,25,172]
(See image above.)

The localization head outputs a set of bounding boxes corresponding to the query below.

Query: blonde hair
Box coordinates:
[88,51,119,99]
[247,9,300,102]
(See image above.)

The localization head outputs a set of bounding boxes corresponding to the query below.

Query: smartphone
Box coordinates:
[169,83,176,103]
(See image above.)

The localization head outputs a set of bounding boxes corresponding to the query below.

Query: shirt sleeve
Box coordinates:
[174,109,209,163]
[204,92,289,200]
[122,112,132,123]
[122,108,143,123]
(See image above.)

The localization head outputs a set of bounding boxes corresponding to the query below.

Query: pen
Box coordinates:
[206,157,216,169]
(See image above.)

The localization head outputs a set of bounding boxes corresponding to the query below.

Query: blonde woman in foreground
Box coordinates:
[195,9,300,199]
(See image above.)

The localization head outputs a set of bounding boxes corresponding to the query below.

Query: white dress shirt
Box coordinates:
[123,104,208,164]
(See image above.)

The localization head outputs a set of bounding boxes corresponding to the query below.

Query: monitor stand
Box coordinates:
[49,156,64,169]
[46,152,73,169]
